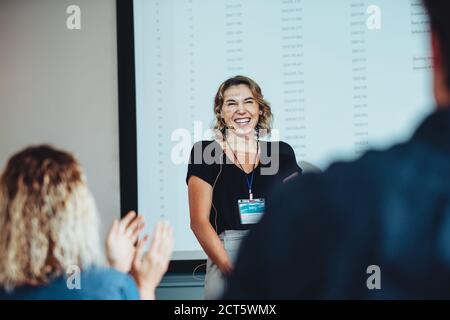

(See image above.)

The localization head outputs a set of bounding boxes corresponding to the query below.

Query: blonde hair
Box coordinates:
[0,145,104,290]
[213,75,273,135]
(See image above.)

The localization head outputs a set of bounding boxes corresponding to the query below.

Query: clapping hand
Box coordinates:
[131,221,174,300]
[106,211,145,273]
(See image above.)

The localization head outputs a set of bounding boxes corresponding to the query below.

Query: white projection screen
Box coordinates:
[131,0,433,262]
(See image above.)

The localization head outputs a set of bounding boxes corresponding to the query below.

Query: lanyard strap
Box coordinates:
[225,139,259,200]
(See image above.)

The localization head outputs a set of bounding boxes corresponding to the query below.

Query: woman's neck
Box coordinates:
[223,131,258,153]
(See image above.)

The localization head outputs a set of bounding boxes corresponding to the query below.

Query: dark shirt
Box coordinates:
[0,266,140,300]
[186,140,302,235]
[225,107,450,299]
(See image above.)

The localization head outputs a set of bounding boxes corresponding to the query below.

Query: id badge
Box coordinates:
[238,198,266,225]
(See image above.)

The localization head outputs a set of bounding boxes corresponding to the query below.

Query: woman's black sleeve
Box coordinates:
[280,142,303,179]
[186,141,215,186]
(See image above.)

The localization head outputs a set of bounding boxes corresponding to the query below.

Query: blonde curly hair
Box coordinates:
[0,145,104,290]
[213,75,273,135]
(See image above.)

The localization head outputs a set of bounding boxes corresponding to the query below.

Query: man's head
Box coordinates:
[423,0,450,107]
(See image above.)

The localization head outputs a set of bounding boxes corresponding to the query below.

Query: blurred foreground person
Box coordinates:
[0,145,173,300]
[225,0,450,299]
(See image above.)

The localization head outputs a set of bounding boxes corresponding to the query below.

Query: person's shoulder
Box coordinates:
[189,140,222,165]
[277,140,294,149]
[265,140,295,155]
[191,140,216,150]
[189,140,218,158]
[82,265,135,287]
[270,141,415,219]
[325,139,415,183]
[78,266,139,299]
[82,265,128,280]
[295,139,422,218]
[0,265,139,300]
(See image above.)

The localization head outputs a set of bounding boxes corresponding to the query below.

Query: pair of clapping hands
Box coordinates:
[106,211,174,300]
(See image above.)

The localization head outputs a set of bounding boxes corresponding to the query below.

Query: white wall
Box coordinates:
[0,0,120,244]
[0,1,205,299]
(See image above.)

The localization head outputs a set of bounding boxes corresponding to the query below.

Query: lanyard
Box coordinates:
[225,139,259,200]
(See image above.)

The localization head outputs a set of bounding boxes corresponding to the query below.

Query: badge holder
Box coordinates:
[238,193,265,225]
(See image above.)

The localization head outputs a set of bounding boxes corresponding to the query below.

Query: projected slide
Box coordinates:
[133,0,433,260]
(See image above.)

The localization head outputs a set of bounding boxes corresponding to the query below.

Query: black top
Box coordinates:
[186,140,302,235]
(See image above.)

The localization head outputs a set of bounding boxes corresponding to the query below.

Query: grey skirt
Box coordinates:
[204,230,250,300]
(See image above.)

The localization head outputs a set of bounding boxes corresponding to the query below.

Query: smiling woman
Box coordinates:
[213,76,273,137]
[186,75,303,299]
